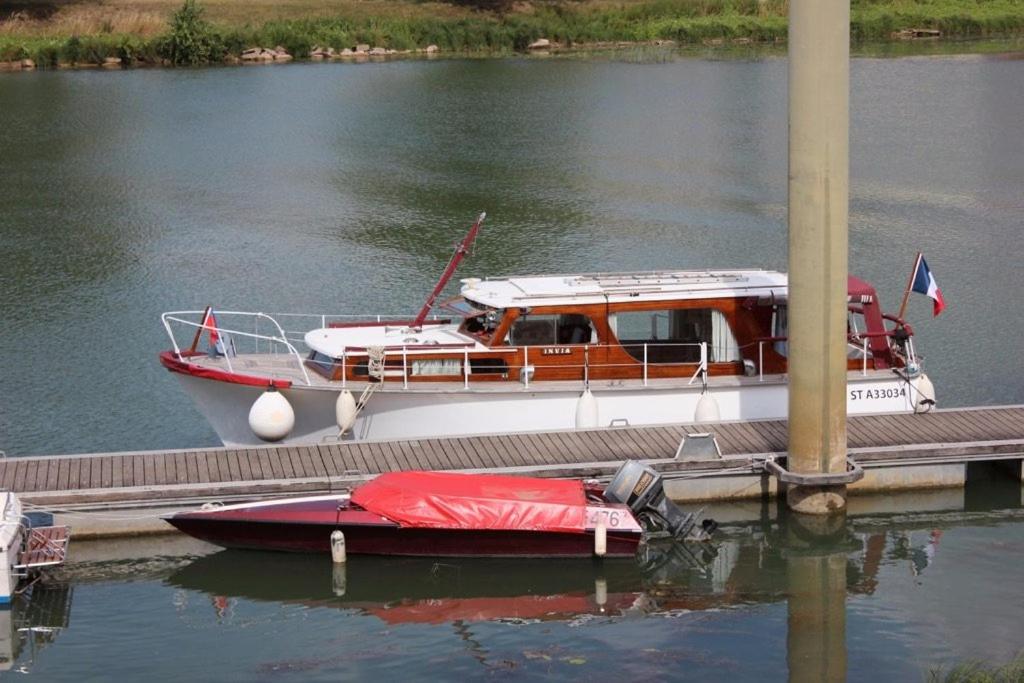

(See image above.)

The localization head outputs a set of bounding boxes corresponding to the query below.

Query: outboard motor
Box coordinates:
[604,460,717,541]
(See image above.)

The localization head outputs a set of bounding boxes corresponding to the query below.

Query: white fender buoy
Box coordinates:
[594,522,607,557]
[248,386,295,442]
[335,390,357,434]
[595,578,608,611]
[912,373,936,413]
[575,389,599,429]
[332,563,347,597]
[694,390,720,423]
[330,529,347,564]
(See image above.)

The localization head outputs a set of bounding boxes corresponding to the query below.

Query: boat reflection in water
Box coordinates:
[164,512,954,628]
[166,523,850,630]
[158,499,1024,680]
[0,583,72,673]
[165,541,722,626]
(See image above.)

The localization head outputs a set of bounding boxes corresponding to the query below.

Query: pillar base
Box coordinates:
[787,484,847,515]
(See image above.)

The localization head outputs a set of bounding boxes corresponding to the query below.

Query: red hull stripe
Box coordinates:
[159,350,293,389]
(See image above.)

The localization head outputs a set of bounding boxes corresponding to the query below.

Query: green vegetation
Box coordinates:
[2,0,1024,67]
[158,0,225,65]
[927,651,1024,683]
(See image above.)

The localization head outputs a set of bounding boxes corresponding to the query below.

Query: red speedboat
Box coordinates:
[164,463,714,558]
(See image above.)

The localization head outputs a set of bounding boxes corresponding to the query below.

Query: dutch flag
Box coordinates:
[910,254,945,317]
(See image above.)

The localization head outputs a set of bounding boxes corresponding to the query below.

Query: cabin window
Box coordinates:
[507,314,596,346]
[469,357,508,375]
[308,351,335,376]
[772,306,788,357]
[612,308,740,364]
[411,359,463,376]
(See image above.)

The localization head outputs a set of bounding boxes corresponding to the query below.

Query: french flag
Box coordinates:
[911,254,945,317]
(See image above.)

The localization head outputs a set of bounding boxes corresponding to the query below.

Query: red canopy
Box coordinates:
[847,275,878,301]
[351,471,587,534]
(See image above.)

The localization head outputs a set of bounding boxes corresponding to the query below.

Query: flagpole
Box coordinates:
[896,252,922,322]
[189,305,212,354]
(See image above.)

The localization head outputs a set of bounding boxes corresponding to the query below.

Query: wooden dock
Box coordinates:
[5,405,1023,508]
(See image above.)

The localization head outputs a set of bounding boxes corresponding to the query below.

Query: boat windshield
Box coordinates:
[442,296,504,341]
[439,296,488,318]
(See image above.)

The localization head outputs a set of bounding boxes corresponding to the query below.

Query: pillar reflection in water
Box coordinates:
[785,513,849,683]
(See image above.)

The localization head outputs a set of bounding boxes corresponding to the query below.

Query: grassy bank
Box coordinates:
[2,0,1024,67]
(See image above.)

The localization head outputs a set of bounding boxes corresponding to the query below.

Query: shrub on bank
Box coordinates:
[157,0,225,65]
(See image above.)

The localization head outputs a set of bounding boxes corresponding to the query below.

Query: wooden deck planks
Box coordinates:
[14,461,31,492]
[453,437,486,468]
[316,445,343,476]
[341,444,372,475]
[484,435,524,467]
[24,462,41,493]
[752,421,787,451]
[388,441,423,471]
[350,444,384,474]
[291,447,312,478]
[341,443,370,474]
[5,406,1024,497]
[973,409,1022,437]
[57,458,70,491]
[571,431,611,462]
[642,427,682,455]
[721,424,760,454]
[306,446,328,478]
[943,410,987,438]
[600,428,641,460]
[100,457,113,489]
[371,442,401,473]
[977,410,1023,439]
[0,462,15,491]
[632,427,673,459]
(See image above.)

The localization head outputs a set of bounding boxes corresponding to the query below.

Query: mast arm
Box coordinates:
[411,212,487,329]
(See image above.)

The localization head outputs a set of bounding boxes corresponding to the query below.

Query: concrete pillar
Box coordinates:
[786,515,848,683]
[786,0,850,514]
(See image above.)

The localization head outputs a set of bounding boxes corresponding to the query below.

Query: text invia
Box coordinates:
[541,347,572,356]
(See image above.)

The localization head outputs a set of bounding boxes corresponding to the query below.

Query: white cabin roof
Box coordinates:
[461,269,788,309]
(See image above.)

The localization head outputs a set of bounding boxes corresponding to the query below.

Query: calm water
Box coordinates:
[1,49,1023,680]
[4,500,1023,679]
[1,51,1023,457]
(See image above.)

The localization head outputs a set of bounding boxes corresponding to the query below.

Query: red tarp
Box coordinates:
[351,471,587,534]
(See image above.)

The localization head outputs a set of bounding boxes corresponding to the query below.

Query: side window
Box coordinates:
[612,309,740,364]
[507,314,596,346]
[846,310,874,360]
[411,359,463,376]
[509,315,556,346]
[772,306,788,358]
[308,351,335,375]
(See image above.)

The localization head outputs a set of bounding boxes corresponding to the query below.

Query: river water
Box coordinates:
[0,48,1022,678]
[1,49,1023,457]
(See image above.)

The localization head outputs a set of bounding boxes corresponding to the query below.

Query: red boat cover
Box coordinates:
[351,471,587,534]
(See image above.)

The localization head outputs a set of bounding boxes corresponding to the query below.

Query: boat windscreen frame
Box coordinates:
[439,295,490,318]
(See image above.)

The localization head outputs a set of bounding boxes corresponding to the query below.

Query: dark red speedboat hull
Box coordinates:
[166,493,642,558]
[169,517,641,557]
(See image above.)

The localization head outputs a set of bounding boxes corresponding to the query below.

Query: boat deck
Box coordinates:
[5,405,1023,507]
